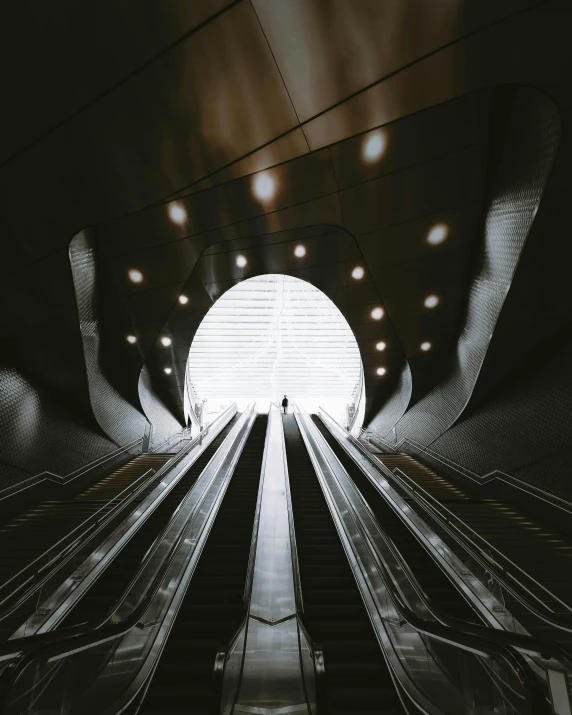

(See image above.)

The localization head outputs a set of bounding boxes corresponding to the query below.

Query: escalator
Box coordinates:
[313,416,478,624]
[0,454,173,588]
[61,416,240,629]
[138,414,267,715]
[283,414,405,715]
[373,452,572,643]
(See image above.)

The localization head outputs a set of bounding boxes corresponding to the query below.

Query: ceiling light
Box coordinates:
[178,294,189,305]
[351,266,365,280]
[236,255,247,268]
[420,341,432,352]
[128,268,143,284]
[252,172,276,201]
[294,245,306,258]
[168,203,187,225]
[164,367,172,375]
[160,336,172,347]
[376,341,386,351]
[424,294,439,308]
[371,307,384,320]
[427,223,448,246]
[362,130,387,163]
[376,367,387,376]
[126,335,137,344]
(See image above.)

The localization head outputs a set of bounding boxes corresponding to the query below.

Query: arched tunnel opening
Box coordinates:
[184,273,365,431]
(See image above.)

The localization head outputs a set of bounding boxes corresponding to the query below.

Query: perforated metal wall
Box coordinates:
[370,88,560,451]
[0,362,115,492]
[138,365,183,449]
[69,229,149,446]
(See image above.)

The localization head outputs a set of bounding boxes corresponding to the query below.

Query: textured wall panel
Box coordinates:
[369,87,560,449]
[425,338,572,501]
[0,363,115,492]
[69,229,149,445]
[138,365,183,450]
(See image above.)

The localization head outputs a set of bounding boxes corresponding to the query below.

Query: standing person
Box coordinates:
[281,395,289,414]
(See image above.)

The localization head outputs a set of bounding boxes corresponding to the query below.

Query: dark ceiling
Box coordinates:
[0,0,571,437]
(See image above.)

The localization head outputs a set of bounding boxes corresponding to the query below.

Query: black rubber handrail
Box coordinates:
[1,413,567,715]
[340,417,572,635]
[301,408,572,715]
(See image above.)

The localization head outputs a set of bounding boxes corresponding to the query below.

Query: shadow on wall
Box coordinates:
[369,87,560,461]
[0,362,116,493]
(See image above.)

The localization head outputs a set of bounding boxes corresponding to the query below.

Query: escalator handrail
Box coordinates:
[219,409,322,715]
[0,405,239,636]
[0,405,254,711]
[329,408,572,634]
[296,406,559,715]
[390,464,572,630]
[318,408,572,659]
[0,406,238,629]
[0,468,157,608]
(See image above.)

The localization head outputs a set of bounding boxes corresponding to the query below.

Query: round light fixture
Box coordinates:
[252,172,276,201]
[294,244,306,258]
[371,307,384,320]
[128,268,143,284]
[126,335,137,344]
[160,336,172,347]
[376,367,387,376]
[178,294,189,305]
[427,223,448,246]
[362,130,387,163]
[424,294,439,309]
[376,341,386,351]
[351,266,365,280]
[164,367,172,375]
[168,203,187,226]
[236,255,247,268]
[420,341,432,352]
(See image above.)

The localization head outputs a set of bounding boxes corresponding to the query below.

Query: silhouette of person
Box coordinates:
[281,395,289,414]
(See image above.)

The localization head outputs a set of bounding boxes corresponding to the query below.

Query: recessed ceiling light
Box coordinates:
[236,255,247,268]
[362,130,387,163]
[427,223,448,246]
[424,294,439,308]
[160,336,172,347]
[252,172,276,201]
[168,203,187,225]
[376,367,387,376]
[294,244,306,258]
[178,294,189,305]
[376,341,386,351]
[164,367,172,375]
[128,268,143,284]
[371,307,384,320]
[420,341,432,352]
[126,335,137,344]
[352,266,365,280]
